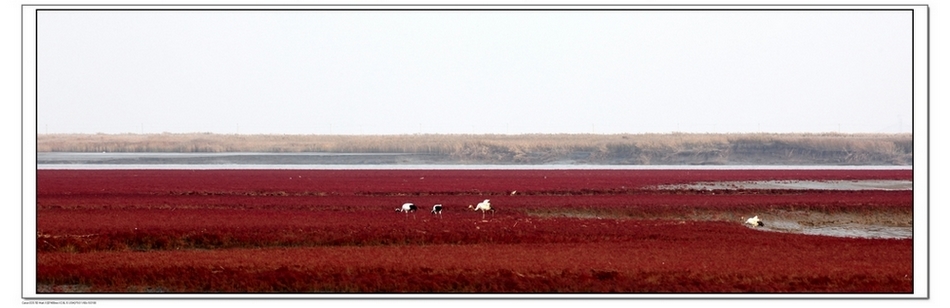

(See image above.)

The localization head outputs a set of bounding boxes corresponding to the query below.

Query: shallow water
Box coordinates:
[669,180,914,239]
[37,164,916,170]
[36,152,913,170]
[750,220,912,240]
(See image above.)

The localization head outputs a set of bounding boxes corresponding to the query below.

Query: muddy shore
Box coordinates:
[657,179,913,239]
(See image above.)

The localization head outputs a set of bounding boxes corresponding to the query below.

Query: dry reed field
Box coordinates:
[36,132,912,165]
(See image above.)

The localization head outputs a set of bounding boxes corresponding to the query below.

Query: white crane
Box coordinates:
[468,199,495,219]
[396,202,418,219]
[744,215,764,227]
[431,204,443,218]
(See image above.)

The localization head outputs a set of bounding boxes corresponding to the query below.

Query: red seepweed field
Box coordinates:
[35,169,913,293]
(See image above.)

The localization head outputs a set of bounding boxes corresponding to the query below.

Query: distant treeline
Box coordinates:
[36,132,913,165]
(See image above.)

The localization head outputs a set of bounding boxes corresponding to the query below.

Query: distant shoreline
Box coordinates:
[36,132,913,166]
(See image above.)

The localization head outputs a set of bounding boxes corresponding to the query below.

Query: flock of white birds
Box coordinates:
[396,199,762,227]
[395,199,495,219]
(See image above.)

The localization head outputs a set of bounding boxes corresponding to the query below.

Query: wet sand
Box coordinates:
[659,180,913,239]
[660,179,912,191]
[744,212,912,240]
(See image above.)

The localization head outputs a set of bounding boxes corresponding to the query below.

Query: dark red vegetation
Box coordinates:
[35,169,913,293]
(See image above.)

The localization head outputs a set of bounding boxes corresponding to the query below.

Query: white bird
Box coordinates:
[468,199,495,219]
[744,215,764,227]
[396,203,418,219]
[431,204,443,217]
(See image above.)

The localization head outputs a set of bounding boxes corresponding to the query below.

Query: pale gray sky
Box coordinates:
[36,9,913,135]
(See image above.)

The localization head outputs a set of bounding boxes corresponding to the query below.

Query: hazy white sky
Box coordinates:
[36,9,913,135]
